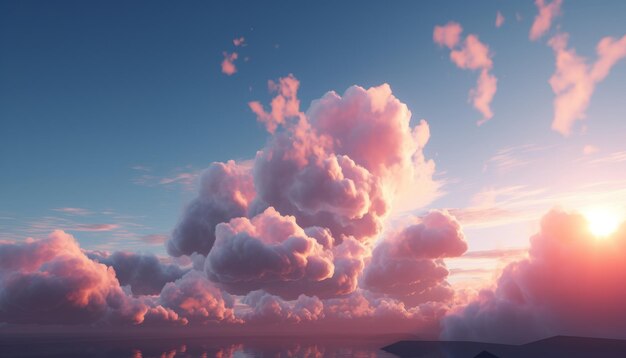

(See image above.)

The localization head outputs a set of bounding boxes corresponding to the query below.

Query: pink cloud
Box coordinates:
[0,231,184,326]
[443,209,626,343]
[583,144,599,155]
[72,223,119,232]
[495,11,505,28]
[529,0,562,41]
[87,250,189,296]
[0,75,452,332]
[233,36,245,47]
[141,233,169,245]
[159,271,237,324]
[248,74,302,133]
[363,210,467,307]
[433,22,463,49]
[167,160,255,256]
[548,33,626,135]
[53,207,91,216]
[434,23,497,123]
[221,52,238,75]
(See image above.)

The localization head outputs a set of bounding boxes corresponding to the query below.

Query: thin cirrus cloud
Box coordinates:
[52,207,92,216]
[71,223,120,232]
[434,22,497,124]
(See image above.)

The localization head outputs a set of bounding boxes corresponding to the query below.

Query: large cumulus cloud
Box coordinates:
[206,207,369,299]
[86,251,189,296]
[167,160,255,256]
[442,209,626,344]
[2,75,453,334]
[0,231,183,326]
[363,210,467,307]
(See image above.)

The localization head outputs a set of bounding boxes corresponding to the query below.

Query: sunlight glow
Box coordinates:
[583,206,622,237]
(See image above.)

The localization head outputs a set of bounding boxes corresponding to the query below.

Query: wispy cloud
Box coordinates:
[462,248,528,260]
[434,22,497,124]
[495,11,505,28]
[52,207,92,216]
[72,223,119,232]
[131,166,201,191]
[483,144,551,173]
[585,150,626,165]
[548,32,626,135]
[141,234,169,245]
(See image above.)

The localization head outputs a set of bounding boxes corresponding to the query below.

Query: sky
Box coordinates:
[1,0,626,344]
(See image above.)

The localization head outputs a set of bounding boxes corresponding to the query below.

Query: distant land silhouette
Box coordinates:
[382,336,626,358]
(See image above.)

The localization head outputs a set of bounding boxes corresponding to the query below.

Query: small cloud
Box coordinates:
[583,145,599,155]
[529,0,562,41]
[221,52,238,75]
[434,22,497,124]
[233,36,245,47]
[141,234,169,245]
[495,11,505,28]
[72,223,119,232]
[131,165,151,172]
[462,248,528,260]
[53,207,91,216]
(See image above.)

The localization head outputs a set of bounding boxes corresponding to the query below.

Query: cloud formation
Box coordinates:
[363,210,467,307]
[548,32,626,135]
[221,52,238,75]
[1,76,452,334]
[0,231,183,326]
[443,209,626,343]
[87,251,189,296]
[530,0,562,41]
[434,22,497,123]
[167,160,255,256]
[495,11,505,28]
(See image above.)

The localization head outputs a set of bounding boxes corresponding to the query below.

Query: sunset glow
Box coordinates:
[583,206,623,237]
[2,1,626,356]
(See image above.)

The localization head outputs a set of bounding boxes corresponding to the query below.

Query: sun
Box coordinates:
[583,206,622,237]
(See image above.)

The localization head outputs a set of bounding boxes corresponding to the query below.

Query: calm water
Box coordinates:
[0,336,399,357]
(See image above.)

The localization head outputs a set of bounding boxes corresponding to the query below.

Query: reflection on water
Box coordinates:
[1,336,399,357]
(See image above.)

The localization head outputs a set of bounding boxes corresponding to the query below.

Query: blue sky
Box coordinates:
[2,0,626,271]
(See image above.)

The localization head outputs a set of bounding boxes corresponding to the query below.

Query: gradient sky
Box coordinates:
[1,0,626,342]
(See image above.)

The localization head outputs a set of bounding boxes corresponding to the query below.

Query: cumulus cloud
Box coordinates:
[0,231,183,326]
[159,270,237,324]
[1,75,449,333]
[221,52,238,75]
[529,0,562,41]
[363,210,467,307]
[206,207,373,300]
[87,251,189,296]
[548,32,626,135]
[167,160,255,256]
[443,209,626,344]
[434,22,497,123]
